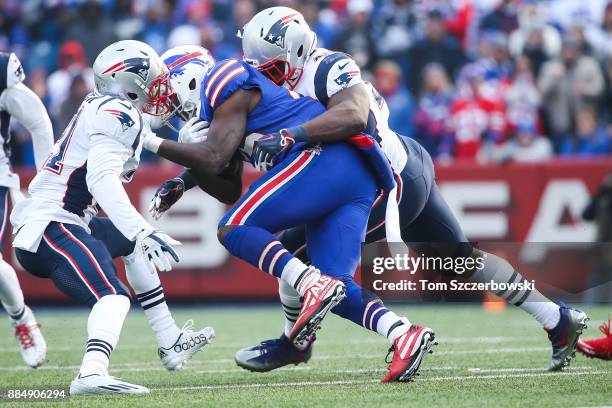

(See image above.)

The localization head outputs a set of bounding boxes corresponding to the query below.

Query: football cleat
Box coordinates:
[382,324,437,382]
[577,317,612,360]
[158,321,215,370]
[70,373,149,395]
[546,303,588,371]
[235,334,314,372]
[289,273,346,348]
[10,306,46,368]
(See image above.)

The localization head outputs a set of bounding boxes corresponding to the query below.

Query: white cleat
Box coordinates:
[70,373,149,395]
[158,320,215,371]
[10,306,46,368]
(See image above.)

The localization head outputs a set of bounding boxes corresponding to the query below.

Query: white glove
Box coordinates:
[136,230,181,273]
[179,117,209,144]
[142,127,164,153]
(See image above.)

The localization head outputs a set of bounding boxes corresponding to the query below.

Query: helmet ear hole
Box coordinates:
[189,78,196,90]
[297,45,303,58]
[127,92,138,100]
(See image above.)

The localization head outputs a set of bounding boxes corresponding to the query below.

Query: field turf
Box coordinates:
[1,304,611,407]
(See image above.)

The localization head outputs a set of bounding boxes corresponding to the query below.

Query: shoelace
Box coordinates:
[181,319,194,333]
[598,316,611,338]
[14,324,37,350]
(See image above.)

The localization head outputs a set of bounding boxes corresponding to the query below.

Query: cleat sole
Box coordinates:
[396,331,437,382]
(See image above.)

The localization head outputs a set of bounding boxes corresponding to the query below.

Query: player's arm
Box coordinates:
[145,88,259,174]
[2,82,54,170]
[187,155,243,204]
[299,83,370,143]
[86,132,155,241]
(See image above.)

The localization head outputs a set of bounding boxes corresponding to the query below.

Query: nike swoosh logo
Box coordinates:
[118,101,133,110]
[338,61,349,70]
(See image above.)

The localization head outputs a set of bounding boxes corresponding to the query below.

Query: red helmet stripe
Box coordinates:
[166,51,204,70]
[102,62,126,74]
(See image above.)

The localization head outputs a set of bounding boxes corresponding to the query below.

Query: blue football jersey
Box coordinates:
[199,59,325,164]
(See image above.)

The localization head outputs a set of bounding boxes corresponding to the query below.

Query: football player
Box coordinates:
[10,41,212,395]
[230,6,587,374]
[0,51,52,368]
[143,46,436,382]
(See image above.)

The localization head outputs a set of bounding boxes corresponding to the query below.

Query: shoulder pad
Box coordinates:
[202,59,249,111]
[313,52,361,104]
[0,52,25,92]
[91,97,143,149]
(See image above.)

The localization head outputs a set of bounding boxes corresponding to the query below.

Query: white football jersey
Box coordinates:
[294,48,408,172]
[11,92,152,252]
[0,52,54,190]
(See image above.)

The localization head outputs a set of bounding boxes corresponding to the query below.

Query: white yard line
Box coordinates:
[153,370,611,392]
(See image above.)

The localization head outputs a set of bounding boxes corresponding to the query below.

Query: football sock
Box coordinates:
[222,226,303,282]
[378,310,410,343]
[469,251,561,329]
[80,295,129,376]
[124,251,181,348]
[0,258,26,318]
[278,279,301,337]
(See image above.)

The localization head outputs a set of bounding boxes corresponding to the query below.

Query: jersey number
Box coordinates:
[44,107,83,175]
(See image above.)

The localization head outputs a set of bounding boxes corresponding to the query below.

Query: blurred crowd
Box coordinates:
[2,0,612,166]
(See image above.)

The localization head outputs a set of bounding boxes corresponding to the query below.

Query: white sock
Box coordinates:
[124,250,181,348]
[80,295,130,376]
[377,311,410,343]
[0,258,25,318]
[280,258,320,296]
[469,251,560,329]
[278,279,301,337]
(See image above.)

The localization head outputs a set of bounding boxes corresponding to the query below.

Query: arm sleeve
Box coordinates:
[3,83,54,169]
[315,53,363,104]
[86,133,153,241]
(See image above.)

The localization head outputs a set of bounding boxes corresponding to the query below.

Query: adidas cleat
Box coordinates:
[289,273,346,348]
[235,334,314,372]
[382,324,436,382]
[546,303,588,371]
[10,306,46,368]
[70,373,149,395]
[577,317,612,360]
[158,321,215,371]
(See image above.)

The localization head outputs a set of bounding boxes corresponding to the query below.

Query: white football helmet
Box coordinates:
[93,40,170,115]
[161,45,215,121]
[240,7,317,89]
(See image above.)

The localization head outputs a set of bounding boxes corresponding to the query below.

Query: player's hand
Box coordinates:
[178,117,209,144]
[148,178,185,220]
[251,129,296,171]
[136,230,181,273]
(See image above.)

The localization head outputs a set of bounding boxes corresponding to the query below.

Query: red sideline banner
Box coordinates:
[10,159,612,302]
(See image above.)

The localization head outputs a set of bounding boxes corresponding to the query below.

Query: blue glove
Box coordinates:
[251,126,307,171]
[148,172,195,220]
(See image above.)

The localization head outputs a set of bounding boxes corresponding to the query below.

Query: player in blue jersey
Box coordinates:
[230,6,589,376]
[142,46,436,382]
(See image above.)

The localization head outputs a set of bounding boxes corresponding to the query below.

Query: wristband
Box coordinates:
[178,170,196,190]
[285,125,308,142]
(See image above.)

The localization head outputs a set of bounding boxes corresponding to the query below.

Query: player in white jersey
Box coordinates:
[228,7,586,378]
[0,51,52,368]
[10,41,213,395]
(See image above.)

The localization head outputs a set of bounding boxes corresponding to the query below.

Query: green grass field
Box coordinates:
[1,304,611,407]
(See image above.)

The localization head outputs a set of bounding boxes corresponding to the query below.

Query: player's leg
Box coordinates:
[0,187,46,367]
[222,145,380,347]
[306,203,436,382]
[401,136,587,370]
[89,217,214,370]
[16,222,147,395]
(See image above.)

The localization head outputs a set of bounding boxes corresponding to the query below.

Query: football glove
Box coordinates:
[178,117,209,144]
[148,177,186,220]
[251,129,297,171]
[136,230,181,273]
